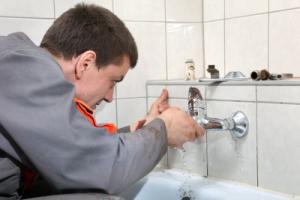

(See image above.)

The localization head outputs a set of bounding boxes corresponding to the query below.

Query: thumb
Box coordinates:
[157,89,168,104]
[158,103,169,113]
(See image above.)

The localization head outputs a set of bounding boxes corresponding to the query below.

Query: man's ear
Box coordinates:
[74,50,97,80]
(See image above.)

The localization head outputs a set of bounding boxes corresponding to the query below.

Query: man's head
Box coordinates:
[41,4,138,109]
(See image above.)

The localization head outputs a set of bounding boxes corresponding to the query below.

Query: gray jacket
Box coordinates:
[0,32,167,199]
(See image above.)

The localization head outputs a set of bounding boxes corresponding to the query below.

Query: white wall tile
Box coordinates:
[94,100,117,124]
[167,85,205,98]
[203,0,224,21]
[270,0,300,11]
[257,86,300,103]
[225,0,268,18]
[117,98,146,128]
[147,97,156,111]
[0,18,53,45]
[269,9,300,77]
[114,0,164,21]
[167,23,203,80]
[117,22,166,98]
[207,101,257,186]
[225,15,268,76]
[168,98,188,111]
[147,85,167,97]
[204,21,225,77]
[166,0,202,22]
[0,0,54,18]
[167,85,195,99]
[257,103,300,195]
[206,86,256,101]
[54,0,112,17]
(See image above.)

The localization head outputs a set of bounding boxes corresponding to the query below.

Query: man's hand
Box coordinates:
[130,89,169,132]
[158,107,205,148]
[145,89,169,124]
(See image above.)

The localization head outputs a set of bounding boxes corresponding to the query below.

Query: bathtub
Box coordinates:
[120,169,292,200]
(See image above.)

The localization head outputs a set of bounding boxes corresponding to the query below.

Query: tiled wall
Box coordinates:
[0,0,203,127]
[3,0,300,196]
[147,82,300,197]
[203,0,300,78]
[113,0,203,127]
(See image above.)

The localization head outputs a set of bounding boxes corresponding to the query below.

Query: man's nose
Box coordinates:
[104,88,114,103]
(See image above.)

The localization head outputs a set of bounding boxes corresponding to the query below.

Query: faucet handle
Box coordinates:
[229,111,249,138]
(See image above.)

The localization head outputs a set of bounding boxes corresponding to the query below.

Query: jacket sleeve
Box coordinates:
[0,42,167,194]
[117,126,131,133]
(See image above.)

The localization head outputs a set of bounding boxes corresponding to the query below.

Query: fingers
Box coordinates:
[158,103,169,113]
[188,116,205,140]
[195,123,205,137]
[157,89,169,104]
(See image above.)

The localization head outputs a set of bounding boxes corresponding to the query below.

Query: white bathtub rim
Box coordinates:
[153,168,297,199]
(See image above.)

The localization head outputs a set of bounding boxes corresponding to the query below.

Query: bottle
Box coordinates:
[207,65,219,79]
[185,59,196,81]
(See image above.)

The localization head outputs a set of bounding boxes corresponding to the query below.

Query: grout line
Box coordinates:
[149,95,300,106]
[53,0,56,18]
[1,5,299,23]
[145,84,149,115]
[0,15,54,20]
[201,0,206,78]
[269,6,300,14]
[164,0,168,80]
[255,101,300,105]
[205,99,256,103]
[165,20,204,23]
[147,81,300,86]
[225,12,269,21]
[115,86,119,127]
[223,0,226,77]
[216,6,300,22]
[120,19,203,23]
[203,18,225,23]
[205,85,209,176]
[206,130,209,176]
[267,0,270,71]
[117,96,147,100]
[255,85,259,187]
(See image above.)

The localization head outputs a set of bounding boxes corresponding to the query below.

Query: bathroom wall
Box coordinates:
[203,0,300,78]
[147,81,300,197]
[200,1,300,195]
[2,0,300,197]
[0,0,203,127]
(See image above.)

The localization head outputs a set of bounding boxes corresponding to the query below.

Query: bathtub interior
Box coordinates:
[120,169,291,200]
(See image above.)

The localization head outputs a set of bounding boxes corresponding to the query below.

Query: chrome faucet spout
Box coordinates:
[201,117,234,131]
[188,87,204,117]
[188,87,249,138]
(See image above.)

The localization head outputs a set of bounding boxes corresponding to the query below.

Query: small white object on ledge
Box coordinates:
[185,58,196,81]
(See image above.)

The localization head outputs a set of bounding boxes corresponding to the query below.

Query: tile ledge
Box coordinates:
[146,79,300,86]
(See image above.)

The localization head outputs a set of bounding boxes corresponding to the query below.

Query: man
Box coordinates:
[0,3,204,199]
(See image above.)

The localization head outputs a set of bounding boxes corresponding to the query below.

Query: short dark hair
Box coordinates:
[40,3,138,68]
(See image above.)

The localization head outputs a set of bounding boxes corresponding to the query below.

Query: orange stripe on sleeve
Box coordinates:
[74,98,117,134]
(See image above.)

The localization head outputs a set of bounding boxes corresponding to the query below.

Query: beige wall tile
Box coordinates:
[257,103,300,195]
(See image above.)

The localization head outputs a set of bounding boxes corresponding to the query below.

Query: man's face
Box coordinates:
[75,56,130,109]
